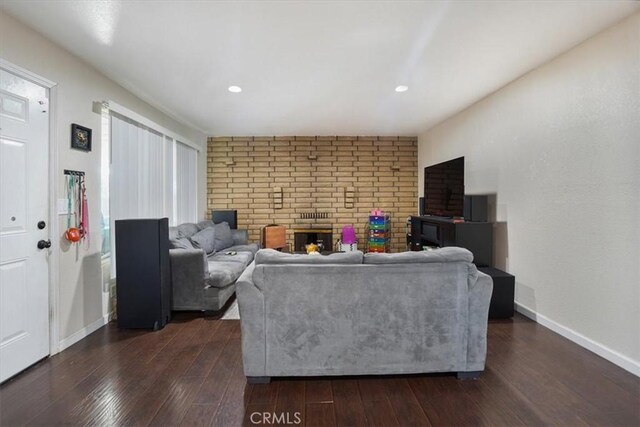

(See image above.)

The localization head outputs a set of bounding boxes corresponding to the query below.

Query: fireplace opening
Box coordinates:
[293,228,333,253]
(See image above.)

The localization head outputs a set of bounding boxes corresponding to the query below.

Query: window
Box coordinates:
[175,141,198,224]
[100,107,111,257]
[101,101,199,273]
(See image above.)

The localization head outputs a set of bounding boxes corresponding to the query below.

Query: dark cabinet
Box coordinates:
[479,267,515,318]
[410,216,493,267]
[115,218,171,329]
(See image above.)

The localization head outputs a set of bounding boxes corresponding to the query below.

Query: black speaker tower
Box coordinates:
[464,195,488,222]
[115,218,171,330]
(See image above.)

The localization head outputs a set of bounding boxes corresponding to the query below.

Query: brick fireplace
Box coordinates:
[206,136,418,252]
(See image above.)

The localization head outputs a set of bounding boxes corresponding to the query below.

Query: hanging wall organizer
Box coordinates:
[63,169,90,246]
[64,169,85,177]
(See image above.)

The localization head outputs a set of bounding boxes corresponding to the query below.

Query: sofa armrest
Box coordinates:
[169,248,207,277]
[169,248,208,310]
[231,229,249,246]
[235,262,266,376]
[466,269,493,371]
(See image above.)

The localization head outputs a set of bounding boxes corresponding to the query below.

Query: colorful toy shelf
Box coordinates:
[367,214,391,253]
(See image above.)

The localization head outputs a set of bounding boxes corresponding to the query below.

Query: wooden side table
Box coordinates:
[262,224,287,250]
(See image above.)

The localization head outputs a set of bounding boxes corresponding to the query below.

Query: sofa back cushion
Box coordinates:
[363,247,473,265]
[255,249,364,265]
[213,222,235,251]
[190,227,217,254]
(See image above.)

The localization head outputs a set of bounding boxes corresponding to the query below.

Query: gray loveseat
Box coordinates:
[169,220,259,312]
[236,247,493,383]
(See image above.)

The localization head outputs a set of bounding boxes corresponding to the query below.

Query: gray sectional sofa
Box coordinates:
[169,220,259,312]
[236,247,493,383]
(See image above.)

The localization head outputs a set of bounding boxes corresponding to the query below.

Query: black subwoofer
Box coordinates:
[479,267,515,318]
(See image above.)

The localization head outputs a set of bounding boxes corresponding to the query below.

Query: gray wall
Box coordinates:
[0,11,207,347]
[418,13,639,372]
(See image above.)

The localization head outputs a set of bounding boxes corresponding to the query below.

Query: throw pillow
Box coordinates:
[189,227,217,255]
[196,220,215,230]
[177,222,199,238]
[168,226,183,241]
[213,222,235,251]
[169,237,195,250]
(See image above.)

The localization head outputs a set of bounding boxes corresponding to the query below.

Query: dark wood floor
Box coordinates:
[0,313,638,427]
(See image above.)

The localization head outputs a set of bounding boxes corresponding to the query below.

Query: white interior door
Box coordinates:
[0,68,50,383]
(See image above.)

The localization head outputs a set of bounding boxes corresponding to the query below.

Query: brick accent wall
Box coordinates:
[207,136,417,252]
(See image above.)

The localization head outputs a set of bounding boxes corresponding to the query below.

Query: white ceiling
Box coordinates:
[2,1,638,136]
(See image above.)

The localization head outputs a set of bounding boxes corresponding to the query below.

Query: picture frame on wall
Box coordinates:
[71,123,92,152]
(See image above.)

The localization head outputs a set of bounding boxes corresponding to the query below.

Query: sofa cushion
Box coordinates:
[255,249,364,265]
[205,261,246,288]
[190,227,217,255]
[169,237,195,250]
[213,222,235,251]
[226,243,260,255]
[363,247,473,264]
[197,220,215,230]
[177,222,199,238]
[209,250,253,266]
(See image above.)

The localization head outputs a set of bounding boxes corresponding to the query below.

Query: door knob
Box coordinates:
[37,239,52,249]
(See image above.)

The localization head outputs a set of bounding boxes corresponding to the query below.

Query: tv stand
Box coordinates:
[421,215,457,221]
[410,216,493,267]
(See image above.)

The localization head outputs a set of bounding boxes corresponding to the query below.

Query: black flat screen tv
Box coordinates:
[423,157,464,217]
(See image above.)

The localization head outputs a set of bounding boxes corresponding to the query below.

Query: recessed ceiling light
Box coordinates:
[228,85,242,93]
[395,85,409,93]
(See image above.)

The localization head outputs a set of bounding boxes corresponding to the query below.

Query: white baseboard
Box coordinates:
[58,315,109,352]
[515,302,640,377]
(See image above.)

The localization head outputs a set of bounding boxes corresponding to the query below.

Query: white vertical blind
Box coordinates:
[110,114,169,274]
[163,136,174,221]
[175,141,198,224]
[111,113,167,221]
[105,103,200,275]
[100,108,111,257]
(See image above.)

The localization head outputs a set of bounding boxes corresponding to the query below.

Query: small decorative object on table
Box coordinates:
[305,243,320,255]
[71,123,92,152]
[338,225,358,252]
